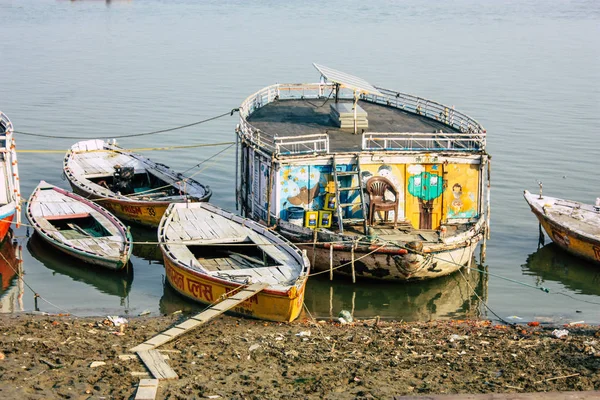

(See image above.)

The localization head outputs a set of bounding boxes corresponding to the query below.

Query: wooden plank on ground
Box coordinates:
[134,378,159,400]
[129,282,268,352]
[136,350,178,381]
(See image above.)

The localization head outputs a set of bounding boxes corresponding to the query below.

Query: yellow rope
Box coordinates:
[16,141,235,154]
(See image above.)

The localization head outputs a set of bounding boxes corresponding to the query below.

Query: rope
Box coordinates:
[0,243,79,317]
[305,88,335,109]
[457,268,513,326]
[16,142,235,154]
[307,242,389,277]
[553,291,600,306]
[181,143,236,174]
[109,143,235,199]
[14,109,239,139]
[380,238,553,293]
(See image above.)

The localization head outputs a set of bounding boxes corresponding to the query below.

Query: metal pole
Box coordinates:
[235,131,239,211]
[353,90,358,135]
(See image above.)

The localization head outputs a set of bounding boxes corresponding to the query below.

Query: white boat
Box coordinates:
[524,189,600,265]
[26,181,133,270]
[158,202,310,322]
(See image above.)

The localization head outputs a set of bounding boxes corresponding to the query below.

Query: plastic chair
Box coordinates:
[366,176,399,228]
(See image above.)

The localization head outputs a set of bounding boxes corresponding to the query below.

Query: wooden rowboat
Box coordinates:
[524,190,600,265]
[63,139,212,228]
[26,181,133,270]
[158,202,310,322]
[0,112,22,242]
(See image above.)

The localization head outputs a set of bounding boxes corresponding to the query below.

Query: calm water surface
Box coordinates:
[1,0,599,323]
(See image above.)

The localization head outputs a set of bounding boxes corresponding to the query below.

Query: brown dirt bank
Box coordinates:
[0,314,599,399]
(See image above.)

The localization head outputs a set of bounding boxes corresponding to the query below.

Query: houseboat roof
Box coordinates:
[238,69,486,158]
[248,99,459,154]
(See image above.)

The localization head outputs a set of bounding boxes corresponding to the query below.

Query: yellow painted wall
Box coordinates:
[360,162,480,229]
[443,163,480,220]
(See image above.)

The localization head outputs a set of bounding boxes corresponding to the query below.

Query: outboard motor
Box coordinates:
[112,164,135,195]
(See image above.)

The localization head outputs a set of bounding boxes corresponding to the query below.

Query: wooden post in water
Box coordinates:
[329,244,334,281]
[351,242,356,284]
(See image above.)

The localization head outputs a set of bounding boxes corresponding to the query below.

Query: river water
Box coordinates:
[0,0,598,323]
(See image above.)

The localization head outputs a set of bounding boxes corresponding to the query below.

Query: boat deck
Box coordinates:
[28,185,126,257]
[340,220,469,244]
[247,99,458,153]
[164,206,301,287]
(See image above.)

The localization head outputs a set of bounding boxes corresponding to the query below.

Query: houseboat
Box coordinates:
[235,64,490,281]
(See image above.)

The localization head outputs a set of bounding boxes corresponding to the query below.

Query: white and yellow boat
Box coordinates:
[158,202,310,322]
[524,190,600,265]
[64,139,212,228]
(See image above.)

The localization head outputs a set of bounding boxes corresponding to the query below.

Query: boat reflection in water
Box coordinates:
[304,261,488,321]
[27,233,133,303]
[129,225,163,264]
[522,243,600,296]
[159,280,204,315]
[0,229,24,313]
[159,258,489,321]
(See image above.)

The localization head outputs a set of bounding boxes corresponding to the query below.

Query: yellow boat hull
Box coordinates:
[524,190,600,265]
[98,198,169,228]
[164,257,306,322]
[538,216,600,264]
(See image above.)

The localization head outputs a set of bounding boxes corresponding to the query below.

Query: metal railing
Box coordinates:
[0,111,13,139]
[238,83,486,156]
[239,83,340,156]
[362,132,485,151]
[364,88,485,134]
[274,134,329,155]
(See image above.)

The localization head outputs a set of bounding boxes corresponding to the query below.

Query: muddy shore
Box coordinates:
[0,314,599,399]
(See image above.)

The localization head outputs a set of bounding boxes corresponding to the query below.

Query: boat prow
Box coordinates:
[26,181,133,270]
[523,189,600,264]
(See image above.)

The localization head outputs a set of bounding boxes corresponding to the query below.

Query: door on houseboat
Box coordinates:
[406,164,444,230]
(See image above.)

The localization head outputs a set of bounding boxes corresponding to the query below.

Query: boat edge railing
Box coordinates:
[362,132,486,152]
[238,83,486,156]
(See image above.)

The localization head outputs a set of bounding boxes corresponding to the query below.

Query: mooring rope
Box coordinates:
[17,141,235,154]
[14,109,239,140]
[0,245,80,317]
[457,267,513,326]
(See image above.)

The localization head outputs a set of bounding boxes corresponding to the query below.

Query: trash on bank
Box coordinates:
[106,316,128,327]
[90,361,106,368]
[552,329,569,339]
[449,334,469,342]
[338,310,353,323]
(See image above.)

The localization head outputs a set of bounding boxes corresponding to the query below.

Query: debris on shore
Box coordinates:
[0,314,598,399]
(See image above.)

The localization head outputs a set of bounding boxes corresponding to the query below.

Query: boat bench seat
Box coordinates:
[212,266,296,285]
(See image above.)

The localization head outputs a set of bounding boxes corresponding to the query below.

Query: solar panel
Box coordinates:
[313,63,383,96]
